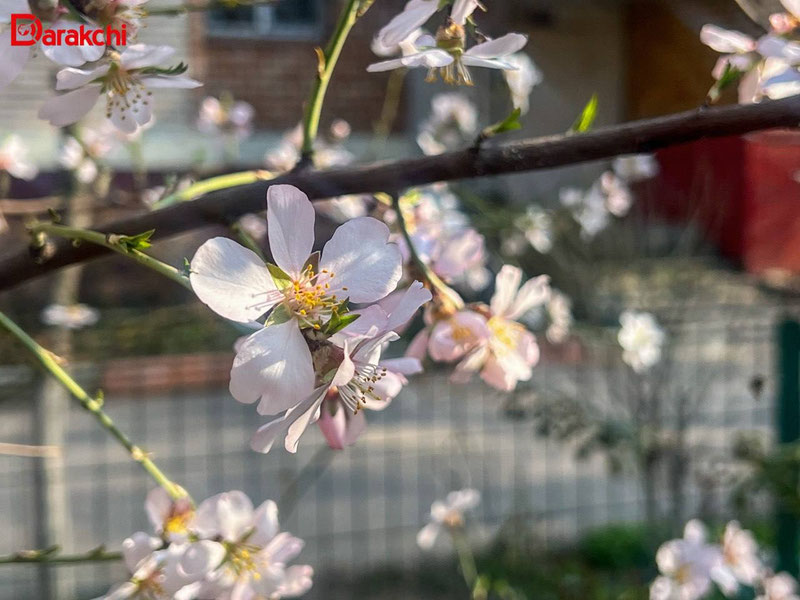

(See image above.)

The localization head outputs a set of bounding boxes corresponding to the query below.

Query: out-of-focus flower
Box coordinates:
[39,44,201,133]
[191,491,313,599]
[417,93,478,155]
[417,488,480,549]
[516,205,553,254]
[503,52,542,114]
[618,310,665,373]
[600,172,633,217]
[613,154,660,182]
[145,487,195,544]
[41,303,100,329]
[59,137,99,184]
[757,573,800,600]
[236,213,267,243]
[0,134,37,181]
[545,290,572,343]
[197,94,255,140]
[712,521,762,594]
[190,185,402,421]
[652,520,723,600]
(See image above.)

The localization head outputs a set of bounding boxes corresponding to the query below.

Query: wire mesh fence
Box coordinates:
[0,289,792,599]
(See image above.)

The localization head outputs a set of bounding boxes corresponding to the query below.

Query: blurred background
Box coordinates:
[2,0,800,598]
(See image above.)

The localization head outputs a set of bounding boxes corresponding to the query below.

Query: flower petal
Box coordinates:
[375,0,438,48]
[38,84,101,127]
[249,500,279,547]
[368,49,453,72]
[0,30,31,91]
[490,265,522,316]
[380,280,432,332]
[266,185,315,278]
[250,386,328,454]
[465,33,528,59]
[190,236,277,323]
[230,319,315,415]
[506,275,551,320]
[699,25,755,54]
[320,217,402,303]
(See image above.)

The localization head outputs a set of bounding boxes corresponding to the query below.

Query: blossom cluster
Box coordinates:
[701,1,800,102]
[618,310,666,373]
[1,0,200,133]
[98,488,312,600]
[651,519,797,600]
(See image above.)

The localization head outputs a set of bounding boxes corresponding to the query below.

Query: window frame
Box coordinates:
[206,0,324,41]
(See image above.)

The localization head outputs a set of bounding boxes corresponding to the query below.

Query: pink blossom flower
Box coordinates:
[652,520,723,600]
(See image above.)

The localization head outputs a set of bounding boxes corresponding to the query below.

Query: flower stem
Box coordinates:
[230,221,266,262]
[300,0,367,162]
[151,170,275,210]
[29,222,191,291]
[0,310,185,500]
[391,194,465,311]
[450,527,479,591]
[0,546,121,565]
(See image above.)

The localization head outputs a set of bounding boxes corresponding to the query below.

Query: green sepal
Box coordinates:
[480,107,523,140]
[706,63,745,105]
[324,312,361,336]
[264,304,292,327]
[266,263,293,291]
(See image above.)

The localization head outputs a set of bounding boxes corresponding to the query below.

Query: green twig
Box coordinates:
[300,0,367,162]
[450,527,479,591]
[0,546,122,565]
[0,310,185,500]
[29,222,191,290]
[151,170,275,210]
[391,194,464,311]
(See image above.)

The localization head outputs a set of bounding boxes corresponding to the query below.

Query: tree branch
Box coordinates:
[0,97,798,293]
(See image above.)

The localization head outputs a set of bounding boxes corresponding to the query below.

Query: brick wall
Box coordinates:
[189,2,405,131]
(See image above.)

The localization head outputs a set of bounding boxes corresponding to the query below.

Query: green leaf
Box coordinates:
[325,312,361,335]
[569,93,598,134]
[114,229,155,251]
[266,263,293,291]
[480,107,523,141]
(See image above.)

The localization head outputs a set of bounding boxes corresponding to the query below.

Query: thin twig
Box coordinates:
[0,310,186,500]
[0,545,121,565]
[0,97,798,293]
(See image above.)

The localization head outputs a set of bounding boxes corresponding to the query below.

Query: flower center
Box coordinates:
[338,363,388,414]
[284,266,343,326]
[488,317,521,353]
[443,510,464,529]
[103,58,152,122]
[225,543,265,581]
[430,22,472,86]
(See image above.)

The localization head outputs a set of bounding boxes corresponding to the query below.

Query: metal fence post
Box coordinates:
[777,319,800,576]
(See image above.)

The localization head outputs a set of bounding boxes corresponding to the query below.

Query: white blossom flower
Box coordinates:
[249,281,431,454]
[41,303,99,329]
[757,573,800,600]
[145,487,195,544]
[94,533,215,600]
[417,488,480,549]
[0,1,106,91]
[503,52,542,114]
[600,172,633,217]
[652,520,723,600]
[618,310,665,373]
[417,93,478,155]
[0,134,37,180]
[545,290,572,344]
[369,1,528,85]
[190,185,402,418]
[39,44,201,133]
[197,95,255,140]
[191,491,313,599]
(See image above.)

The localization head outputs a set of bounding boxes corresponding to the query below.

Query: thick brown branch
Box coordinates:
[1,97,798,293]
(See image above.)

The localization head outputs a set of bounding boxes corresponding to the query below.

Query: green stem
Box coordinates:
[0,310,185,499]
[151,170,275,210]
[391,194,464,311]
[231,221,266,262]
[300,0,365,161]
[30,223,191,291]
[450,527,479,591]
[0,546,121,565]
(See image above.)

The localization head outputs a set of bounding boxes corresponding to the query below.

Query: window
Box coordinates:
[208,0,322,39]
